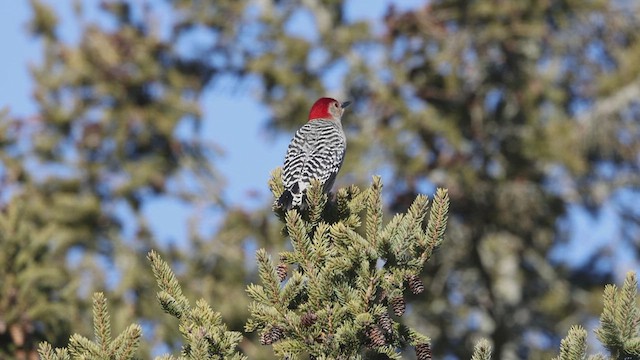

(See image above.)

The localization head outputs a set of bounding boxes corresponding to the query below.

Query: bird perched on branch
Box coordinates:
[277,97,351,211]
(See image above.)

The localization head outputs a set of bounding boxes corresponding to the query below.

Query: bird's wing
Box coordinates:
[282,121,345,194]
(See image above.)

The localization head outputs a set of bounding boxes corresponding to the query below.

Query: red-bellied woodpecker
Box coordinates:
[277,97,351,211]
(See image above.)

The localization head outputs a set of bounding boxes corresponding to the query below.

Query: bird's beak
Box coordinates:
[340,101,351,109]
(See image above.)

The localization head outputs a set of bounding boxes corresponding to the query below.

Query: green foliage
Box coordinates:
[246,174,448,359]
[37,343,70,360]
[1,0,230,356]
[553,326,587,360]
[470,339,492,360]
[37,253,246,360]
[550,272,640,360]
[28,0,222,208]
[38,293,141,360]
[148,251,246,360]
[0,196,74,358]
[594,272,640,358]
[14,172,640,360]
[149,250,191,319]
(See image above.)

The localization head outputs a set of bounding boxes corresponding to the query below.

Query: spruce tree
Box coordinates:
[244,173,449,358]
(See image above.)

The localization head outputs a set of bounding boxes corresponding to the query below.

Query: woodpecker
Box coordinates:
[277,97,351,211]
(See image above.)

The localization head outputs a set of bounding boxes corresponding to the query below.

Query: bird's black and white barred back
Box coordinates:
[278,120,346,210]
[277,97,350,211]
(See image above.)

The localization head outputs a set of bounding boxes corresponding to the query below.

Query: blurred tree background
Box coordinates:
[1,0,639,359]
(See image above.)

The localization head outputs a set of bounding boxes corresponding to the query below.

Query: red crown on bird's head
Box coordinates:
[308,97,351,121]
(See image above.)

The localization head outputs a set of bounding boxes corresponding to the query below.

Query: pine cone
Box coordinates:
[260,326,285,345]
[378,312,393,334]
[367,326,386,347]
[415,343,432,360]
[390,296,406,316]
[407,274,425,294]
[301,312,318,327]
[276,263,287,282]
[270,326,284,342]
[259,330,271,345]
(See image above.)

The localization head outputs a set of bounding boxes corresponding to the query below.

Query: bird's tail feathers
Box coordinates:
[277,190,295,211]
[299,193,309,212]
[276,189,308,212]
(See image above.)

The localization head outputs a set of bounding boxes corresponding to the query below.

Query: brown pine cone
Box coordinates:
[301,312,318,327]
[407,274,425,294]
[378,312,393,334]
[276,263,287,282]
[259,330,272,345]
[367,326,386,347]
[390,296,406,316]
[260,326,285,345]
[415,343,432,360]
[270,326,284,342]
